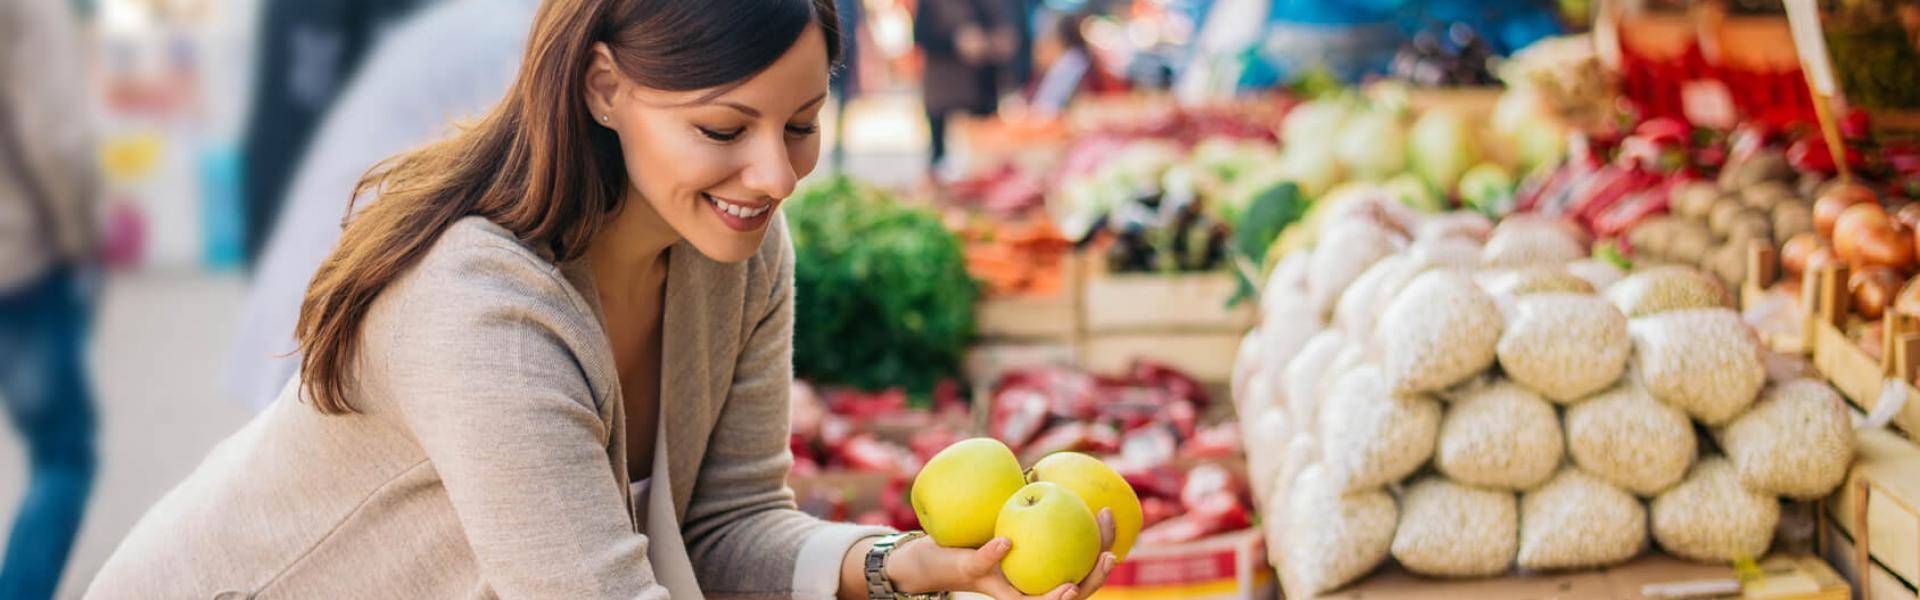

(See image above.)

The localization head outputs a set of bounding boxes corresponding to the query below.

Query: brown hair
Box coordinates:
[295,0,842,413]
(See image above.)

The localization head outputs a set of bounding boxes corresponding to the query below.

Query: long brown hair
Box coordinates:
[295,0,842,414]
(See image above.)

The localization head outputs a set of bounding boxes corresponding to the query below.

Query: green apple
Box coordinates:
[995,482,1102,595]
[910,437,1026,548]
[1028,452,1143,560]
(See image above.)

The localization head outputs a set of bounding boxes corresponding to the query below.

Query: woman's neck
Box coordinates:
[588,190,680,300]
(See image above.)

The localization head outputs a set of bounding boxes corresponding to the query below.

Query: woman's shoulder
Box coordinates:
[372,216,600,342]
[357,215,613,405]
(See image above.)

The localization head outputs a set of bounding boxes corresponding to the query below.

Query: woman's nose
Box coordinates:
[741,137,798,201]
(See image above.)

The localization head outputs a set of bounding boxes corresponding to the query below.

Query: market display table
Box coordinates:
[1310,555,1846,600]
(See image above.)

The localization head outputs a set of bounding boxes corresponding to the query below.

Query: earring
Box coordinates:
[600,114,610,123]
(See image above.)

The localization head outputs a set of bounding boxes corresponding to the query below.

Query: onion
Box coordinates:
[1834,203,1914,272]
[1806,246,1843,275]
[1897,276,1920,317]
[1816,182,1880,239]
[1894,201,1920,232]
[1851,266,1904,320]
[1780,233,1825,279]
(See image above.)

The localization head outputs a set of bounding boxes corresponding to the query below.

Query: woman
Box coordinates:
[87,1,1116,598]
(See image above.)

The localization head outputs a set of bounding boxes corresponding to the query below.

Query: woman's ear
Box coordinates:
[585,42,621,127]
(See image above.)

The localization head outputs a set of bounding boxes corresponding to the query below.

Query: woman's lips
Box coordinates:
[702,192,775,232]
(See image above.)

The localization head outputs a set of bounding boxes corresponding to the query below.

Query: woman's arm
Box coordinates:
[364,235,668,598]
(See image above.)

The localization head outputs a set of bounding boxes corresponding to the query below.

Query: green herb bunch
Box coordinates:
[787,176,979,399]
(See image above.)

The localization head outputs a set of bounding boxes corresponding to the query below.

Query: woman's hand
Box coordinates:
[890,509,1119,600]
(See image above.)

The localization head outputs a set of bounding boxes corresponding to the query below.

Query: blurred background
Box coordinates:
[4,0,1917,597]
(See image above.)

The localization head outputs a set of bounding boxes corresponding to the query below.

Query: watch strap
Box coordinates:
[864,531,948,600]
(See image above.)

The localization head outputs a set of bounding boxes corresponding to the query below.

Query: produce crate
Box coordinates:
[1295,554,1847,600]
[1806,264,1920,438]
[1823,426,1920,597]
[975,253,1084,340]
[1094,528,1274,600]
[1080,270,1254,332]
[1823,515,1919,600]
[1742,243,1815,355]
[1077,264,1254,385]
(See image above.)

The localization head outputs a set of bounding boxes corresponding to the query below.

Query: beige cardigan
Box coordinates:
[87,216,887,598]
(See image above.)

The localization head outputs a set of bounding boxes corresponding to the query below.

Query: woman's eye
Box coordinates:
[697,126,744,142]
[786,122,821,137]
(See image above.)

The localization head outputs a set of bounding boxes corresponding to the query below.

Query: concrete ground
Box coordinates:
[0,91,939,598]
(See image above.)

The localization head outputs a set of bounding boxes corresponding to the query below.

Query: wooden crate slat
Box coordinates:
[1829,428,1920,588]
[1080,332,1243,384]
[1081,271,1254,333]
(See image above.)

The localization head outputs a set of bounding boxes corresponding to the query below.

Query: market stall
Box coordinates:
[774,0,1920,597]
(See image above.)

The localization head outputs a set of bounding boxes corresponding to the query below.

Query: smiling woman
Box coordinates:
[81,0,1116,599]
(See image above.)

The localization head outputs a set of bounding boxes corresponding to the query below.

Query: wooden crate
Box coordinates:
[1822,515,1919,600]
[975,253,1083,341]
[1081,270,1255,333]
[1077,263,1254,384]
[1805,264,1920,437]
[1293,554,1847,600]
[1824,427,1920,595]
[1742,243,1814,355]
[1080,332,1244,385]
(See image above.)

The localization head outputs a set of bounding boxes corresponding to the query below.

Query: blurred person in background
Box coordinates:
[0,1,101,598]
[1029,11,1126,117]
[915,0,1017,181]
[90,1,1117,597]
[239,0,436,266]
[229,0,542,410]
[828,0,863,173]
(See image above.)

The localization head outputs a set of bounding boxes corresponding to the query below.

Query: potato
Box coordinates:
[1720,150,1791,191]
[1740,181,1796,211]
[1669,221,1713,265]
[1672,182,1722,220]
[1724,210,1772,246]
[1708,198,1756,238]
[1705,243,1748,290]
[1772,200,1814,243]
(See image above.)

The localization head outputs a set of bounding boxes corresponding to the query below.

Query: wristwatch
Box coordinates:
[863,531,949,600]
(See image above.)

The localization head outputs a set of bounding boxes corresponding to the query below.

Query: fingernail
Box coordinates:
[1065,586,1080,600]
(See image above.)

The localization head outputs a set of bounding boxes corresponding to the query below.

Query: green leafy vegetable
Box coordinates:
[788,176,978,400]
[1227,182,1308,306]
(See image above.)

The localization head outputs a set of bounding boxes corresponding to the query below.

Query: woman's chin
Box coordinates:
[681,229,767,264]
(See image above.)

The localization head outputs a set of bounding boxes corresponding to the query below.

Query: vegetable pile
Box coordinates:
[982,361,1254,545]
[1233,191,1857,594]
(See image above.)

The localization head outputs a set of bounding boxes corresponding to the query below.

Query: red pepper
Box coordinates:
[1138,497,1181,529]
[1177,423,1243,461]
[989,387,1051,451]
[1634,117,1692,147]
[1842,108,1873,140]
[1570,164,1663,231]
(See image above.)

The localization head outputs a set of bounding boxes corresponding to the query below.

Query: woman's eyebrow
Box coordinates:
[710,92,828,118]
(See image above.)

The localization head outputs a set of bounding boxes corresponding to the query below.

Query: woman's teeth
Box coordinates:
[706,194,769,218]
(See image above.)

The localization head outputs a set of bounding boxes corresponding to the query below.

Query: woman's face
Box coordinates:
[586,24,830,263]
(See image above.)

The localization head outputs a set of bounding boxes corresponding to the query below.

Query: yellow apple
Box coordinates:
[996,481,1102,594]
[1028,452,1144,560]
[911,437,1026,548]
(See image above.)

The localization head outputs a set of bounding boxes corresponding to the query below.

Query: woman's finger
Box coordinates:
[1032,583,1079,600]
[974,569,1027,600]
[1074,552,1118,596]
[967,537,1012,578]
[1097,508,1117,551]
